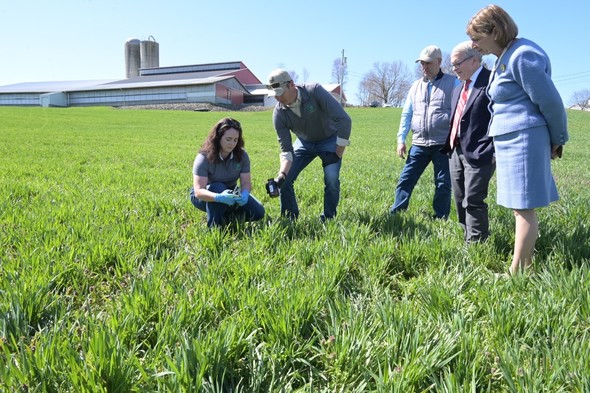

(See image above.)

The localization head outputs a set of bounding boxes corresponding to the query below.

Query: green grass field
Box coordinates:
[1,106,589,392]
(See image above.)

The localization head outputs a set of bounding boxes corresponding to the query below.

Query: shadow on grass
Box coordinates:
[536,219,590,269]
[354,210,435,239]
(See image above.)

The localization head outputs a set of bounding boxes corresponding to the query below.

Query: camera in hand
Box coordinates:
[266,178,280,197]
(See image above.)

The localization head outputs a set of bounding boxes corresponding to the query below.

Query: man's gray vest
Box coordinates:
[410,74,456,146]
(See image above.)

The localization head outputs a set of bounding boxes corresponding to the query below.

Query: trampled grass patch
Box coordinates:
[1,106,589,391]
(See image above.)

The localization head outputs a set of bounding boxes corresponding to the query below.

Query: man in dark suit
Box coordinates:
[441,41,495,242]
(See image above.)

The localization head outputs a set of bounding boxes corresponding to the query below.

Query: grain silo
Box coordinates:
[125,38,141,78]
[140,36,159,70]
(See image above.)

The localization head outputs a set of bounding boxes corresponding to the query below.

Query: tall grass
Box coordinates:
[1,106,589,391]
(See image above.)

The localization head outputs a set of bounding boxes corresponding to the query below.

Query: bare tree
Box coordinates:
[441,51,453,76]
[359,61,412,107]
[569,89,590,110]
[356,78,372,106]
[289,70,299,83]
[332,57,348,104]
[332,57,348,85]
[302,68,310,84]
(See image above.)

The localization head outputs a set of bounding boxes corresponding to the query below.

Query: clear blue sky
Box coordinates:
[1,0,588,106]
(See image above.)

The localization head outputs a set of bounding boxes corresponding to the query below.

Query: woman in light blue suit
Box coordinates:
[467,5,568,275]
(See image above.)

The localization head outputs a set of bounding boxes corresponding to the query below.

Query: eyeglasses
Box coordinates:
[218,118,241,132]
[452,56,474,68]
[266,81,289,90]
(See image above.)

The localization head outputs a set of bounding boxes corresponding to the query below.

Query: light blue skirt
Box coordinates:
[494,126,559,209]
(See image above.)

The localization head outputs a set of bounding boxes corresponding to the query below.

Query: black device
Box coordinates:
[265,178,280,197]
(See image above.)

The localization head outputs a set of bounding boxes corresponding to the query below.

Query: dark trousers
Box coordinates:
[449,145,495,242]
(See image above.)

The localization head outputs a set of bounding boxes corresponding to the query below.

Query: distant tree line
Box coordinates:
[337,53,456,107]
[329,53,493,107]
[291,55,587,109]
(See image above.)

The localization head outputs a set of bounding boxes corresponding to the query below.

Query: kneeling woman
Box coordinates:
[190,118,265,227]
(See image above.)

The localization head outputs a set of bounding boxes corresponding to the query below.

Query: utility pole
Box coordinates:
[339,49,347,106]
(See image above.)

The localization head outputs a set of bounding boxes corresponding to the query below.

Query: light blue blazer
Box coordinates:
[488,38,568,146]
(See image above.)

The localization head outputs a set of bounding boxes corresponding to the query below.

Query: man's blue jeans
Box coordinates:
[190,182,265,227]
[280,136,342,220]
[390,144,451,218]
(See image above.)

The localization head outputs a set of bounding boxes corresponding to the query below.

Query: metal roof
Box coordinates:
[72,76,232,92]
[0,60,261,98]
[140,61,245,76]
[0,75,251,95]
[0,80,119,94]
[104,70,228,85]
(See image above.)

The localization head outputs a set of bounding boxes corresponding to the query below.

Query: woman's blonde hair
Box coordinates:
[466,4,518,48]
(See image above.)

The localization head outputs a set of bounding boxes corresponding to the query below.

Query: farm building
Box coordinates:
[0,61,263,108]
[0,37,345,108]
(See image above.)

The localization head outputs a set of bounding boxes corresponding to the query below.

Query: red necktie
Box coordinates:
[450,79,471,149]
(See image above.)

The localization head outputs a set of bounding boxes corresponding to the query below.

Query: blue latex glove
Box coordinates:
[214,189,237,206]
[236,190,249,206]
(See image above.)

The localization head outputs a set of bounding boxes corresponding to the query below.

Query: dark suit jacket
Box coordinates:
[441,67,494,167]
